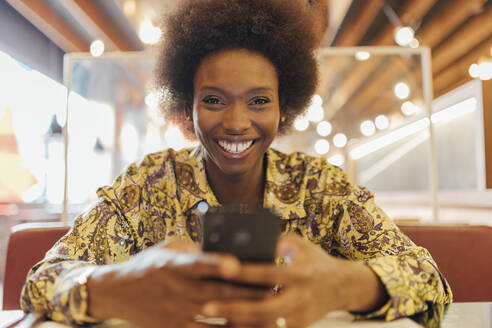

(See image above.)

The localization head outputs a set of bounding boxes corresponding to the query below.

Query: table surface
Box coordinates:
[1,302,491,328]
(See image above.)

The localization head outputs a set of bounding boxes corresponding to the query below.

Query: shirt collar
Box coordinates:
[177,147,306,220]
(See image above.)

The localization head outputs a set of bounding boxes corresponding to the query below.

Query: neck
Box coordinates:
[205,158,266,206]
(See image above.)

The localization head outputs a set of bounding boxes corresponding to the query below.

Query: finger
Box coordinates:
[159,295,204,323]
[160,238,201,253]
[170,252,241,279]
[201,291,297,327]
[168,274,271,303]
[225,262,307,287]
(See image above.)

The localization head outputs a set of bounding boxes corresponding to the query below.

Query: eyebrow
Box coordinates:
[200,86,274,94]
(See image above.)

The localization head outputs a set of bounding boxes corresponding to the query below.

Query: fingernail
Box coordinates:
[202,303,218,316]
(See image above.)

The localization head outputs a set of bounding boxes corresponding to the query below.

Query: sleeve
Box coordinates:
[20,157,162,324]
[20,200,120,324]
[326,170,453,321]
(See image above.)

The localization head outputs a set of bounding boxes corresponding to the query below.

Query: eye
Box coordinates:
[250,97,271,106]
[202,96,223,105]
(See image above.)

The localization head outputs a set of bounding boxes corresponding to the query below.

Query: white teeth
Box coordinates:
[217,140,254,154]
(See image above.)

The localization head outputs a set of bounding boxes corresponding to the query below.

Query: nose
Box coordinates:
[221,102,251,133]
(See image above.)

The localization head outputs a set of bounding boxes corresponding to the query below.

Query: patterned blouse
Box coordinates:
[21,147,452,324]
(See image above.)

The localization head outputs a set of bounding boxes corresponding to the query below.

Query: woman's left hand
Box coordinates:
[200,233,386,327]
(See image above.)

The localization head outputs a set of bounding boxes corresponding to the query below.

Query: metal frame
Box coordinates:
[61,48,438,222]
[318,46,438,222]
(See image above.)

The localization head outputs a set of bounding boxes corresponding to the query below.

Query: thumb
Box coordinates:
[160,238,201,253]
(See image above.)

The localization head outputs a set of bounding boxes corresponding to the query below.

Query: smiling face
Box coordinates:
[193,49,280,179]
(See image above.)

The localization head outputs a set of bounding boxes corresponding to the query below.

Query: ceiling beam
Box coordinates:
[318,0,383,100]
[68,0,137,51]
[324,0,438,121]
[434,37,492,96]
[365,4,491,119]
[322,0,353,46]
[56,0,118,51]
[432,5,492,75]
[345,0,487,119]
[351,37,491,130]
[373,0,438,46]
[337,0,384,47]
[6,0,90,52]
[417,0,486,46]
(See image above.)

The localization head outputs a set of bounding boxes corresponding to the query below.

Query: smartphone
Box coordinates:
[202,205,283,262]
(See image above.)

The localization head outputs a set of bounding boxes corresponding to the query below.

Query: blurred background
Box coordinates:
[0,0,491,296]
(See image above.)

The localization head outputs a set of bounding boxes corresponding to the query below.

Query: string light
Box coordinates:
[394,82,410,99]
[316,121,332,136]
[306,94,324,122]
[375,115,389,130]
[90,40,105,57]
[314,139,330,155]
[333,133,347,148]
[468,61,492,81]
[360,120,375,137]
[355,51,371,61]
[139,21,162,45]
[401,101,421,116]
[394,26,415,46]
[294,116,309,131]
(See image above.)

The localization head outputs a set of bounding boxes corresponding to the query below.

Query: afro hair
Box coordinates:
[155,0,319,138]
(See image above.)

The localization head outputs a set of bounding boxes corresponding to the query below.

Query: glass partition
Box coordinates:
[63,48,489,224]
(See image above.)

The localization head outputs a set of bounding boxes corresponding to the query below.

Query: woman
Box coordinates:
[21,1,452,327]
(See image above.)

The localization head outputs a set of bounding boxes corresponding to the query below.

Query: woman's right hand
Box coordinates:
[86,240,270,328]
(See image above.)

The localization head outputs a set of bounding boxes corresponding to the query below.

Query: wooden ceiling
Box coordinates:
[322,0,492,138]
[7,0,492,142]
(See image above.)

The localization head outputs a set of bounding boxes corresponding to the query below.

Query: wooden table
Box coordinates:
[1,303,491,328]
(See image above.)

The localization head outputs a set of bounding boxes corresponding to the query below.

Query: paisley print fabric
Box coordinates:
[20,147,452,324]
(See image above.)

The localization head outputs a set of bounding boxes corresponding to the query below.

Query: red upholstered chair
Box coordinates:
[2,222,70,310]
[398,224,492,302]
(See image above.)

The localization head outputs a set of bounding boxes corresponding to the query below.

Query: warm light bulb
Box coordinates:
[316,121,332,136]
[139,21,162,45]
[90,40,105,57]
[375,115,389,130]
[394,26,414,46]
[314,139,330,155]
[355,51,370,61]
[360,120,375,137]
[394,82,410,99]
[478,61,492,80]
[311,94,323,107]
[333,133,347,148]
[145,92,158,109]
[401,101,419,116]
[307,95,324,123]
[294,116,309,131]
[469,63,479,78]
